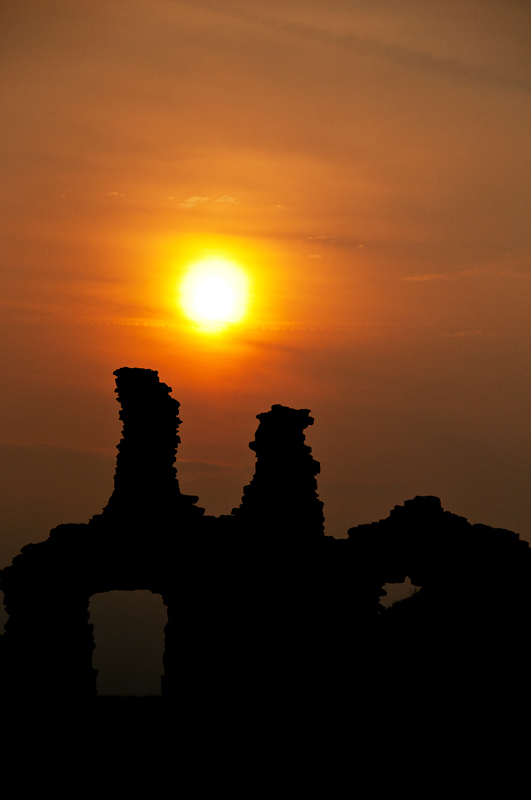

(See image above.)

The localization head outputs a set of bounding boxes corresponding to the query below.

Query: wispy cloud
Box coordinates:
[442,330,494,338]
[307,235,339,243]
[402,271,459,282]
[213,6,531,94]
[178,196,211,208]
[403,266,531,282]
[308,254,322,259]
[177,195,238,208]
[0,439,115,456]
[176,456,250,471]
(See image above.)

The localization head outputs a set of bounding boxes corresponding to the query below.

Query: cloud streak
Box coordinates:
[180,2,531,95]
[402,267,531,282]
[442,330,495,338]
[178,195,238,208]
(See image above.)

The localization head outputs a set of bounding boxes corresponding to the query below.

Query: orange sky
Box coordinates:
[2,0,531,583]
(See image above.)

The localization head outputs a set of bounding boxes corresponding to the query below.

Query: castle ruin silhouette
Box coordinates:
[1,367,530,703]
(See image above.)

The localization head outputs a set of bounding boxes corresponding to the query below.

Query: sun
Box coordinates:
[179,257,249,328]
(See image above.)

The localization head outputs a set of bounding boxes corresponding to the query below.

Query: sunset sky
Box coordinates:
[1,0,531,691]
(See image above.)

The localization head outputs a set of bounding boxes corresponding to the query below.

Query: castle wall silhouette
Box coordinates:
[1,367,530,702]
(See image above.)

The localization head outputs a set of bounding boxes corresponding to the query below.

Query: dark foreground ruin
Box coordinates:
[1,367,530,708]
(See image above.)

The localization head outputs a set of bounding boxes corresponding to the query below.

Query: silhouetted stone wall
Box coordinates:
[0,368,208,700]
[348,494,531,621]
[1,368,530,709]
[348,495,531,709]
[0,369,330,701]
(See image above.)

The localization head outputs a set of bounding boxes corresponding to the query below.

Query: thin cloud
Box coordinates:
[442,330,494,339]
[177,195,237,208]
[0,439,115,456]
[403,267,531,282]
[308,254,322,259]
[402,271,457,282]
[210,5,531,95]
[178,196,211,208]
[176,456,250,471]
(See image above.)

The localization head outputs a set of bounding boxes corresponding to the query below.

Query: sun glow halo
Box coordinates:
[179,258,248,328]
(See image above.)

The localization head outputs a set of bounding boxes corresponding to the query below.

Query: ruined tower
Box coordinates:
[100,367,203,527]
[232,404,324,543]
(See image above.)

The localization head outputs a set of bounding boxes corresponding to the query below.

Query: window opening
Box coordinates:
[380,576,419,609]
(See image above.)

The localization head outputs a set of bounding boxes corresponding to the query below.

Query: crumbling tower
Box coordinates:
[100,367,204,527]
[232,404,324,543]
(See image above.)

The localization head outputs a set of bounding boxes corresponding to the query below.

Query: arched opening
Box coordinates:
[89,590,167,696]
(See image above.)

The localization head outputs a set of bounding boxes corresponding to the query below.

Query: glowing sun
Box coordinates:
[179,258,249,327]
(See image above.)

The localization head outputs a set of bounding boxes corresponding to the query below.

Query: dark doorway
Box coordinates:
[89,590,167,696]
